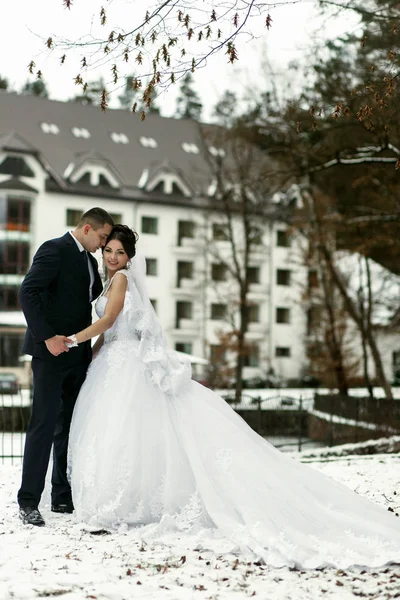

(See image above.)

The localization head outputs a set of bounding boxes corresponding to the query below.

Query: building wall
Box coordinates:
[0,145,309,386]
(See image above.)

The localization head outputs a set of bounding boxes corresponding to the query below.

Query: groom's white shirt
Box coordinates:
[69,231,95,301]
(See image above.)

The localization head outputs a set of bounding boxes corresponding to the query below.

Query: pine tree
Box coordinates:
[22,79,49,97]
[175,74,203,120]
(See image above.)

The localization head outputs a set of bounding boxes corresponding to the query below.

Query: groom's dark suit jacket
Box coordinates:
[19,232,103,364]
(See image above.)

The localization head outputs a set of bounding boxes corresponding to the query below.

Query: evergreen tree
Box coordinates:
[71,78,107,106]
[118,76,160,113]
[213,91,237,127]
[175,74,203,120]
[0,76,8,90]
[22,79,49,97]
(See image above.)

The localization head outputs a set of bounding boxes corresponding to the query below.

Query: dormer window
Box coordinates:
[209,146,225,157]
[72,127,91,139]
[147,173,191,196]
[40,122,59,135]
[110,132,129,144]
[71,165,119,188]
[182,142,199,154]
[140,136,158,148]
[0,156,35,178]
[75,171,92,186]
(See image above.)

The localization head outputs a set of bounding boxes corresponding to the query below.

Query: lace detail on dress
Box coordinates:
[68,258,400,568]
[96,268,191,397]
[215,448,232,471]
[175,492,204,531]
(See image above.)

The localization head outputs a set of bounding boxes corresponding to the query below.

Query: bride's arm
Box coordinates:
[92,333,104,358]
[69,274,127,345]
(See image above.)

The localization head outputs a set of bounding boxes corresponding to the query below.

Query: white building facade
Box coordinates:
[0,93,308,386]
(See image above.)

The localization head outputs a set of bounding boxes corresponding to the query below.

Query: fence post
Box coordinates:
[298,395,303,452]
[256,396,262,434]
[329,394,334,447]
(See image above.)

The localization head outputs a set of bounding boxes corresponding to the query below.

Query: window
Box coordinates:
[109,213,122,224]
[150,299,157,312]
[71,127,91,139]
[98,173,113,187]
[0,333,25,366]
[211,303,227,320]
[146,258,158,276]
[276,307,290,324]
[40,122,59,135]
[210,344,226,363]
[0,197,31,232]
[276,346,291,358]
[247,266,260,284]
[249,226,263,245]
[139,136,158,148]
[0,241,30,274]
[75,172,92,186]
[182,142,199,154]
[393,350,400,380]
[277,269,291,286]
[171,181,186,196]
[247,304,260,323]
[211,263,227,282]
[176,301,193,327]
[212,223,229,241]
[175,342,193,354]
[307,306,323,335]
[141,216,158,234]
[308,270,319,289]
[178,220,195,245]
[208,146,225,157]
[0,156,34,178]
[0,285,19,310]
[277,230,290,247]
[66,209,83,227]
[244,345,259,367]
[110,132,129,144]
[177,261,193,287]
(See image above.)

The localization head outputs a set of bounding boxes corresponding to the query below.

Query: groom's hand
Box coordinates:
[45,335,71,356]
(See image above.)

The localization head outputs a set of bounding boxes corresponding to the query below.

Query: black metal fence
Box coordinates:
[0,389,30,464]
[2,390,400,464]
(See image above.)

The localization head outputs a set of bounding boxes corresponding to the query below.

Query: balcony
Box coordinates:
[173,278,198,296]
[173,318,199,336]
[173,237,203,256]
[246,322,267,341]
[248,283,268,299]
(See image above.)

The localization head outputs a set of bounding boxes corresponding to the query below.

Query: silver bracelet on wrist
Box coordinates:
[66,334,78,348]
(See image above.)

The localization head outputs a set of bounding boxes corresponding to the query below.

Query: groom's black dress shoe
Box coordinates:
[19,507,45,527]
[51,502,74,514]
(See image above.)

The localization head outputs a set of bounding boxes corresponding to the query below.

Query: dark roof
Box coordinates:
[0,177,38,192]
[0,91,211,196]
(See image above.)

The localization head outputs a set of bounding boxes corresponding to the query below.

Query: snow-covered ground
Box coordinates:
[1,444,400,600]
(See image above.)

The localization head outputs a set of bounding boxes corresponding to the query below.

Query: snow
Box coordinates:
[308,409,399,433]
[335,252,400,326]
[1,446,400,599]
[0,311,26,327]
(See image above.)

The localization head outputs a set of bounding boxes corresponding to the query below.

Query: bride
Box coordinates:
[67,225,400,569]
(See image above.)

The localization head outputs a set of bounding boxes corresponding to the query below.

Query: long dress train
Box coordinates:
[68,262,400,569]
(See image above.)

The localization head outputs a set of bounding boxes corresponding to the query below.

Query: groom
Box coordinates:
[17,207,114,526]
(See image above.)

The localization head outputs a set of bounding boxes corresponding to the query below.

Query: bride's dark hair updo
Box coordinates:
[104,225,139,259]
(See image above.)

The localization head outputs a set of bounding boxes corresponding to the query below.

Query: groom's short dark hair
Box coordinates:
[77,207,114,230]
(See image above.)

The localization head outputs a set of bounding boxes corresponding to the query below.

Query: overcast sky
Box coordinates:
[0,0,360,120]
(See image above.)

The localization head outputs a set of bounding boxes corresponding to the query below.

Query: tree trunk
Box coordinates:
[321,248,393,399]
[360,331,374,399]
[234,299,247,403]
[320,272,349,395]
[366,327,393,400]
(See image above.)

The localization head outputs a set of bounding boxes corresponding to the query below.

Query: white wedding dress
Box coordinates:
[68,255,400,569]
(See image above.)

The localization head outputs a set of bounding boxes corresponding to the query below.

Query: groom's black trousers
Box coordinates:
[18,357,88,509]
